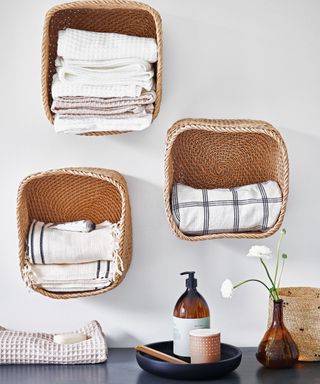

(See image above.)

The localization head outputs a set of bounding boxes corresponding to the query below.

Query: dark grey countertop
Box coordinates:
[0,348,319,384]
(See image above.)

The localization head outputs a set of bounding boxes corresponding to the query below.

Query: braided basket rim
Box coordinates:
[164,118,289,241]
[41,0,163,136]
[16,167,132,299]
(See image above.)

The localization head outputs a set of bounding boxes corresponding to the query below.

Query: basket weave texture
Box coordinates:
[164,118,289,240]
[41,0,162,135]
[16,167,132,299]
[268,287,320,361]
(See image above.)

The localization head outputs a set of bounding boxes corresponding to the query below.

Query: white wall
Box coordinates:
[0,0,319,347]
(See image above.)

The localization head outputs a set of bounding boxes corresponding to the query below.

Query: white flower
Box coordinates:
[247,245,272,260]
[221,279,234,298]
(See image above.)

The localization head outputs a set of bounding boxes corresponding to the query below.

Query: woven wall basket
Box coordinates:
[164,118,289,241]
[41,0,163,135]
[16,168,132,299]
[268,287,320,361]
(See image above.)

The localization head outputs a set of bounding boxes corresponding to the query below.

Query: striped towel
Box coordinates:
[28,261,113,292]
[26,220,117,265]
[172,181,282,235]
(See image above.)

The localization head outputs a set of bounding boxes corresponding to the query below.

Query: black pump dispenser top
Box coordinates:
[180,271,197,289]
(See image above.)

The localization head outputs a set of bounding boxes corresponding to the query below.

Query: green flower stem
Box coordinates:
[234,279,277,300]
[274,230,285,287]
[277,256,286,289]
[260,258,279,300]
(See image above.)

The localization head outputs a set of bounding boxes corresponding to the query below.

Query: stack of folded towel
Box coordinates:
[51,28,158,134]
[24,219,122,292]
[172,180,282,235]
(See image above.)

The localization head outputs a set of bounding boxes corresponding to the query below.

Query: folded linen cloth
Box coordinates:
[52,91,156,110]
[55,57,154,86]
[28,260,112,281]
[56,104,154,119]
[0,321,107,364]
[25,260,116,292]
[54,113,153,134]
[58,28,158,63]
[26,220,118,265]
[172,181,282,235]
[38,278,112,292]
[52,74,153,98]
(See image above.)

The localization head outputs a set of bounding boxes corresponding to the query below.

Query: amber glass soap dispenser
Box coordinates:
[173,271,210,357]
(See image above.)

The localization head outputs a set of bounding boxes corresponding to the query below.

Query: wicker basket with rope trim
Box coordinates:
[164,118,289,241]
[41,0,162,135]
[16,167,132,299]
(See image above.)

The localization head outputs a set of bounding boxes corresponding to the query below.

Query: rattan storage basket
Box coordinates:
[164,118,289,241]
[268,287,320,361]
[41,0,162,135]
[16,167,132,299]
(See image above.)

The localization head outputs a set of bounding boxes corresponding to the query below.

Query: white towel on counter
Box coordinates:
[55,57,154,86]
[54,113,153,134]
[27,220,118,265]
[52,74,154,98]
[58,28,158,63]
[172,181,282,235]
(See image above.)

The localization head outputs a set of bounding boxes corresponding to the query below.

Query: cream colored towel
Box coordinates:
[27,220,118,265]
[25,259,123,292]
[54,113,153,134]
[58,28,158,63]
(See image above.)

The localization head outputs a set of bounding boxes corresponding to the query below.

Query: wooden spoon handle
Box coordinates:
[135,345,189,364]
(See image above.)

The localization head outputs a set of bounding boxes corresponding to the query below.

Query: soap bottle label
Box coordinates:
[173,316,210,357]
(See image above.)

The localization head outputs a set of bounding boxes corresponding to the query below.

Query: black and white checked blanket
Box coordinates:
[171,180,282,235]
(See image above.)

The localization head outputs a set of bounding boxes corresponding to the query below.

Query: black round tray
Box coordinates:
[136,341,242,381]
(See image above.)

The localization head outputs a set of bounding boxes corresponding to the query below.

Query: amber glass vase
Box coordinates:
[256,299,298,368]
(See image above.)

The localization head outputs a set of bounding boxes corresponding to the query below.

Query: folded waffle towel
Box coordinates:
[52,74,154,98]
[56,57,154,86]
[0,321,107,364]
[58,28,158,63]
[56,104,154,119]
[52,91,156,111]
[172,180,282,235]
[26,220,119,265]
[54,113,153,134]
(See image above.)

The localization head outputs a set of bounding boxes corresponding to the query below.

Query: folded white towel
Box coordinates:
[58,28,158,63]
[52,74,154,98]
[172,181,282,235]
[56,57,154,86]
[27,220,118,265]
[54,113,153,134]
